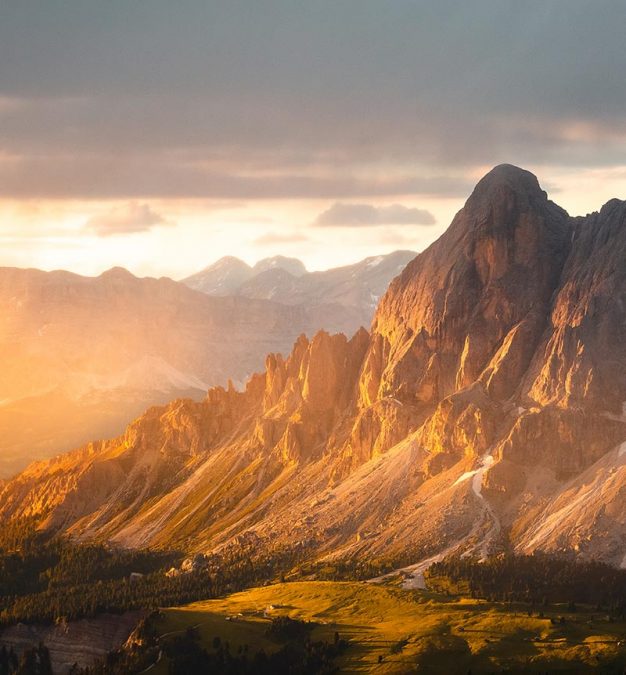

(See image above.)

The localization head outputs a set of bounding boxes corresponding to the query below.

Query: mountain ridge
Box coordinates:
[182,250,415,314]
[2,165,624,574]
[0,253,413,477]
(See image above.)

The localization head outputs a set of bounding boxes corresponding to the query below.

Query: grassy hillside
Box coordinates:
[154,580,626,673]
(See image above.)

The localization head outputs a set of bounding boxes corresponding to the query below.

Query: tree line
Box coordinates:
[425,552,626,614]
[0,520,306,627]
[76,615,348,675]
[0,643,52,675]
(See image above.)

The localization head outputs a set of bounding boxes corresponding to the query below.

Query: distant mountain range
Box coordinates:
[183,255,307,295]
[0,252,413,477]
[3,165,624,572]
[183,251,415,325]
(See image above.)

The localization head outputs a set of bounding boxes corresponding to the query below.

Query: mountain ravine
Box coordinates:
[2,165,625,573]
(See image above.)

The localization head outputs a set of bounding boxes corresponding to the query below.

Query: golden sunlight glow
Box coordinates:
[1,164,623,279]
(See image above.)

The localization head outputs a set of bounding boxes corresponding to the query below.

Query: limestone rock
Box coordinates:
[2,165,624,569]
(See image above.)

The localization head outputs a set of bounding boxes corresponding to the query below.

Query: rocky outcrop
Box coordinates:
[524,198,626,411]
[0,612,144,674]
[366,165,570,409]
[0,262,381,477]
[415,385,500,476]
[2,165,625,570]
[0,329,368,546]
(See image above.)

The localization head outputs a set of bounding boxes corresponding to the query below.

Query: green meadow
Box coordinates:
[153,580,626,673]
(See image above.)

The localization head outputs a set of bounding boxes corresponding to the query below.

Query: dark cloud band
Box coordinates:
[1,1,625,201]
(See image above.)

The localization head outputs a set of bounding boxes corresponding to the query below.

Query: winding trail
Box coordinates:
[468,451,501,560]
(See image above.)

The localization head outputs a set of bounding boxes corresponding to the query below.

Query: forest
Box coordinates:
[0,643,52,675]
[0,517,379,628]
[0,519,306,627]
[425,553,626,614]
[76,616,348,675]
[4,517,626,674]
[3,518,626,628]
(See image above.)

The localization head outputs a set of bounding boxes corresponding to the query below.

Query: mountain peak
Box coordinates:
[457,164,569,234]
[475,163,542,192]
[253,256,306,277]
[205,256,251,272]
[466,164,565,213]
[99,266,135,280]
[183,257,253,294]
[599,197,626,217]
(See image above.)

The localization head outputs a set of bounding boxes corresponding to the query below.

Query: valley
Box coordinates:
[132,581,626,674]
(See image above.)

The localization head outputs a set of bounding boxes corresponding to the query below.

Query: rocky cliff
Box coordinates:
[2,165,624,572]
[0,264,384,477]
[1,252,415,478]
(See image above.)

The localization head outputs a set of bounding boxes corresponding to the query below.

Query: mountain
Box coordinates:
[183,251,416,328]
[2,165,624,573]
[0,252,414,478]
[182,256,255,295]
[0,268,344,477]
[251,255,307,277]
[183,255,306,295]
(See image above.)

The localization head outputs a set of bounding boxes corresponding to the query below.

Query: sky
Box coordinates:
[1,1,626,279]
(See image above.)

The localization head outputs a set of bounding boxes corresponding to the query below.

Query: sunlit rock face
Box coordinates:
[0,253,412,477]
[366,164,570,409]
[2,165,625,569]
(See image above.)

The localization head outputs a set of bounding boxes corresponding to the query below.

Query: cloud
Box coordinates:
[0,152,473,200]
[253,231,309,246]
[314,203,436,227]
[83,203,172,237]
[2,2,626,203]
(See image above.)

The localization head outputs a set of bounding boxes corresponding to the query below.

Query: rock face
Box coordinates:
[370,165,570,407]
[0,612,143,674]
[0,269,355,477]
[0,252,414,477]
[2,165,625,570]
